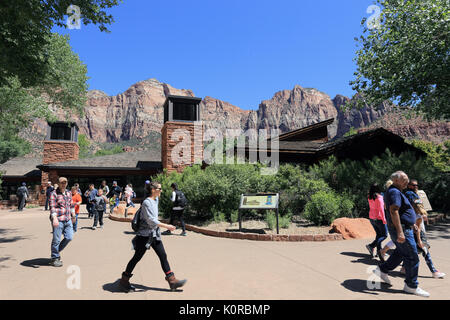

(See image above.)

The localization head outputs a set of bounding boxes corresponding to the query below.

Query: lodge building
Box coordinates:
[0,95,424,207]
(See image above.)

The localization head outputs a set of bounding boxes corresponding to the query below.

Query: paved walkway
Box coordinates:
[0,206,449,300]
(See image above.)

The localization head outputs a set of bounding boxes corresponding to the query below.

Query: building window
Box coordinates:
[173,102,197,121]
[50,124,72,140]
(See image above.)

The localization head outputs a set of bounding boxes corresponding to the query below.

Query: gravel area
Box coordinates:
[202,219,332,235]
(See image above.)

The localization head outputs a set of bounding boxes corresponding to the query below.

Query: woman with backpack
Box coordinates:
[119,181,187,292]
[162,183,187,236]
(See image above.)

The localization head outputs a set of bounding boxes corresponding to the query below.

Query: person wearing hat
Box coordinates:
[17,182,29,211]
[49,177,75,267]
[45,181,54,211]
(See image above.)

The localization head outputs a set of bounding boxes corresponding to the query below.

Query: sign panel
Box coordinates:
[417,190,433,211]
[239,193,279,210]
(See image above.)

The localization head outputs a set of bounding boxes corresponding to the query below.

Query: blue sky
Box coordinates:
[55,0,376,110]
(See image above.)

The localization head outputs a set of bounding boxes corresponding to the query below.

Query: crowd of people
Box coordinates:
[40,177,188,291]
[366,170,445,298]
[14,170,446,296]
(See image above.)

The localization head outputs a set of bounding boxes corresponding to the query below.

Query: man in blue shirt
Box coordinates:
[374,171,430,297]
[86,184,98,218]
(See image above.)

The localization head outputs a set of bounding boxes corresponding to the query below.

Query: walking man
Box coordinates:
[17,182,29,211]
[162,183,187,236]
[45,181,54,211]
[49,177,75,267]
[92,188,107,230]
[374,171,430,297]
[86,184,98,218]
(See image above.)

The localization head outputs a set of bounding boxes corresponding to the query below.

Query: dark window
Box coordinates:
[173,102,197,121]
[50,124,72,140]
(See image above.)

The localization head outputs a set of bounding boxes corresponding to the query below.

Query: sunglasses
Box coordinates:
[410,184,418,187]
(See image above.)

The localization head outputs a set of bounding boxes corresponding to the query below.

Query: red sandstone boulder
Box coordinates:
[330,218,376,240]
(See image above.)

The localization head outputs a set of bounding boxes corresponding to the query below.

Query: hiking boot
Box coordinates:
[49,258,63,267]
[403,284,430,297]
[165,272,187,291]
[162,230,172,235]
[365,244,374,257]
[119,272,136,293]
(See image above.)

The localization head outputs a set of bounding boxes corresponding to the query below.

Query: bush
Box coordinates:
[151,162,341,225]
[265,211,277,230]
[304,190,354,226]
[308,150,450,216]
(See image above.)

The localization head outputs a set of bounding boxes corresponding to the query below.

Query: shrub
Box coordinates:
[304,190,354,226]
[308,150,450,216]
[265,211,277,230]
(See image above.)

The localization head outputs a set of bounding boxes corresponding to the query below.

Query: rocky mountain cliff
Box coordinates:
[23,78,449,156]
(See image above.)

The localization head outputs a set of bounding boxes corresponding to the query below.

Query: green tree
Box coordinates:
[0,0,120,87]
[94,145,124,157]
[408,139,450,172]
[351,0,450,120]
[0,33,89,164]
[78,134,91,158]
[343,127,358,137]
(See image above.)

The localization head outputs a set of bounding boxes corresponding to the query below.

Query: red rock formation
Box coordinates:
[331,218,376,240]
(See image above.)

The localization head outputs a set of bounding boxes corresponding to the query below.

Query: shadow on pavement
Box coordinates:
[0,256,12,269]
[20,258,51,268]
[341,279,405,295]
[103,280,181,293]
[424,219,450,240]
[0,228,29,243]
[340,252,381,266]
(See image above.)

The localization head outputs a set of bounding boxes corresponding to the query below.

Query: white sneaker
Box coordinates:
[403,284,430,297]
[373,266,391,285]
[92,226,96,230]
[432,271,445,279]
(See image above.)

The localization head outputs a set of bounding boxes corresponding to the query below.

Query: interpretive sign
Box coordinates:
[417,190,433,212]
[238,193,280,234]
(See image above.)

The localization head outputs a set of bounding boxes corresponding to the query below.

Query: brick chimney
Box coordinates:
[161,96,203,173]
[39,122,79,205]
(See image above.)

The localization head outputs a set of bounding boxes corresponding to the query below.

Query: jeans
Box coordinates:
[51,220,73,259]
[369,219,388,252]
[87,203,93,217]
[169,209,186,232]
[125,236,171,275]
[380,226,419,289]
[73,214,79,232]
[111,197,120,213]
[93,210,104,227]
[45,196,50,210]
[18,196,26,211]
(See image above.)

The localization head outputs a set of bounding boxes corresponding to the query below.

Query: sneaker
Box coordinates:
[180,231,187,236]
[92,226,96,230]
[432,271,445,279]
[99,225,103,229]
[366,244,374,257]
[49,258,63,267]
[403,284,430,297]
[373,266,391,285]
[162,230,172,235]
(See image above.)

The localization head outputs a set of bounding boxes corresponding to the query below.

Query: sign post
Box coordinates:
[239,193,280,234]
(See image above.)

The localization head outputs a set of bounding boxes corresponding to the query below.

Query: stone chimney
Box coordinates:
[161,95,203,173]
[39,122,79,204]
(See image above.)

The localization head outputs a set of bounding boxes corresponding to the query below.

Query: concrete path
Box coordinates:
[1,206,449,300]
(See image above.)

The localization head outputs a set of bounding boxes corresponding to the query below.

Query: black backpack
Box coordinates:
[17,187,25,197]
[131,207,142,232]
[175,190,188,207]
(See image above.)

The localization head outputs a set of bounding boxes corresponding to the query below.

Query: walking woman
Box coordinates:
[119,181,187,292]
[365,183,388,261]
